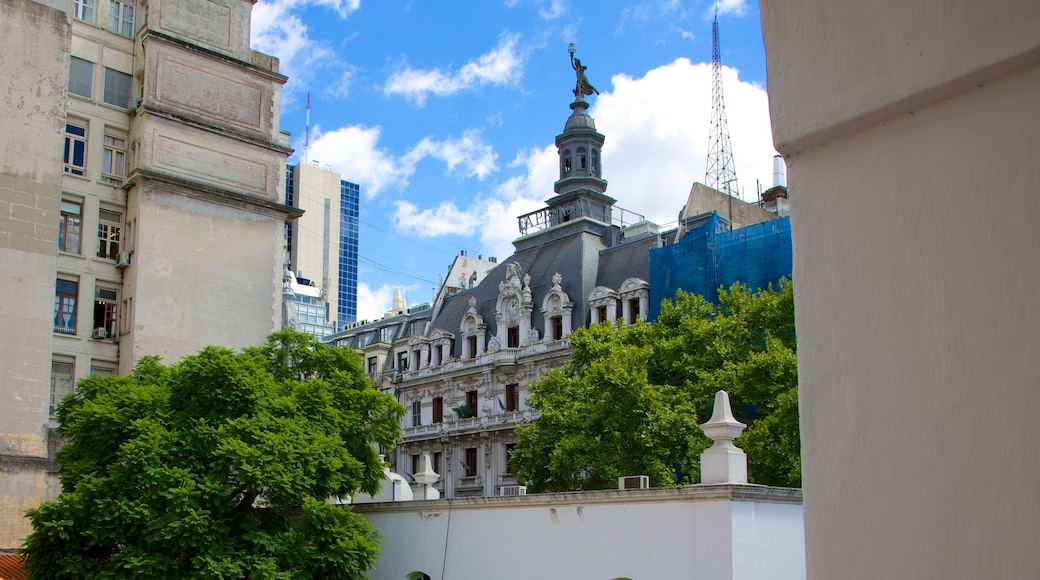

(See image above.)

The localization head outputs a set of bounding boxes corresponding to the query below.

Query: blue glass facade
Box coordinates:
[284,167,294,263]
[338,180,360,325]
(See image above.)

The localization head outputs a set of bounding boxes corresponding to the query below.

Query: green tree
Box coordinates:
[513,280,799,491]
[21,329,404,579]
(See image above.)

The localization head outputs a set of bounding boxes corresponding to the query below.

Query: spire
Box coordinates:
[554,44,608,197]
[705,13,740,198]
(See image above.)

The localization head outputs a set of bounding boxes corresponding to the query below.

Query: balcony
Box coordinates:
[402,410,535,440]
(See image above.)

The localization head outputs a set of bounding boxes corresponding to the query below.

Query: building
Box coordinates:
[761,1,1040,578]
[0,0,293,551]
[328,96,664,497]
[284,162,360,333]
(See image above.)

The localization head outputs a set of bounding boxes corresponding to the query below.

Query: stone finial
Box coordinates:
[413,452,441,500]
[552,272,562,287]
[699,390,748,484]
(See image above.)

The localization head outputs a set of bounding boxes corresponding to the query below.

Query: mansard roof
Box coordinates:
[428,227,658,344]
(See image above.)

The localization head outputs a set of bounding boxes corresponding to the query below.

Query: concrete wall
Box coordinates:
[354,485,804,580]
[761,1,1040,578]
[0,0,69,549]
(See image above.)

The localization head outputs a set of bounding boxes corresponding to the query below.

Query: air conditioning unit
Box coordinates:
[115,252,131,268]
[618,475,650,490]
[498,485,527,497]
[92,327,107,339]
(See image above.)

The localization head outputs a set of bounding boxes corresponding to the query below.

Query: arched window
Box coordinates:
[563,149,572,175]
[406,573,431,580]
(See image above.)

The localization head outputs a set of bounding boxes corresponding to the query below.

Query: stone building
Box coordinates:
[0,0,293,551]
[327,97,664,498]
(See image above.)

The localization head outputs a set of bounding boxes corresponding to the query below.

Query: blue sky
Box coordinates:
[249,0,776,321]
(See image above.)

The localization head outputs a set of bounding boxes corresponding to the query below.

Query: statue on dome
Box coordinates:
[569,44,599,102]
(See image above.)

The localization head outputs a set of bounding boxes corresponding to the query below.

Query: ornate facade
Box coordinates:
[327,96,660,497]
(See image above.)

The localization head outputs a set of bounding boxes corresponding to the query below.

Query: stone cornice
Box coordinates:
[351,483,803,514]
[128,168,303,222]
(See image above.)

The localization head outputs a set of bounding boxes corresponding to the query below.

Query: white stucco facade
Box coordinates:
[761,1,1040,578]
[355,485,804,580]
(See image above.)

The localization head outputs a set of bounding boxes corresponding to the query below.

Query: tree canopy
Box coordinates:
[512,280,799,492]
[22,330,404,579]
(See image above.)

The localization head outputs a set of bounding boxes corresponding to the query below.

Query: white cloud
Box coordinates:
[392,201,484,238]
[356,281,422,322]
[250,0,359,103]
[302,126,501,198]
[539,0,564,19]
[713,0,749,17]
[403,129,499,180]
[390,145,553,261]
[587,58,776,226]
[384,32,525,105]
[304,125,412,198]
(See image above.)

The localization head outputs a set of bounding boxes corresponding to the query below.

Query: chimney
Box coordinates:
[773,155,786,188]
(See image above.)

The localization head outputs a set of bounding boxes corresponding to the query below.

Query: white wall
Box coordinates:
[761,1,1040,578]
[355,485,804,580]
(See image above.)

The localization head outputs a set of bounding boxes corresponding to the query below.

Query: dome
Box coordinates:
[564,107,597,132]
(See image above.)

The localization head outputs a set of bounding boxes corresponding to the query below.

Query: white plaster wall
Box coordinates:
[127,188,282,365]
[356,489,804,580]
[761,1,1040,578]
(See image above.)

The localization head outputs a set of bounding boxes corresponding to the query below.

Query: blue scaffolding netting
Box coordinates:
[649,213,792,319]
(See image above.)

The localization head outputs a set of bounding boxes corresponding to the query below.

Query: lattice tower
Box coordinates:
[705,15,739,198]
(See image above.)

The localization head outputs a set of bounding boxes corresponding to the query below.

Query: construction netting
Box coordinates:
[648,213,792,319]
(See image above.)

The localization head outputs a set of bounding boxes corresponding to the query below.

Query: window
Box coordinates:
[412,350,421,370]
[628,298,640,324]
[466,390,478,416]
[54,279,78,334]
[397,350,408,370]
[433,451,442,475]
[108,0,135,36]
[64,123,87,176]
[50,358,74,418]
[59,200,82,253]
[507,326,519,348]
[69,57,93,98]
[432,344,441,366]
[411,401,421,427]
[90,362,115,376]
[464,447,477,477]
[103,68,132,109]
[466,335,477,359]
[505,443,516,474]
[410,454,420,476]
[73,0,94,22]
[379,326,395,343]
[597,305,608,322]
[97,209,121,259]
[432,397,443,423]
[367,356,377,374]
[505,384,519,412]
[101,134,126,184]
[550,315,563,340]
[93,286,118,339]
